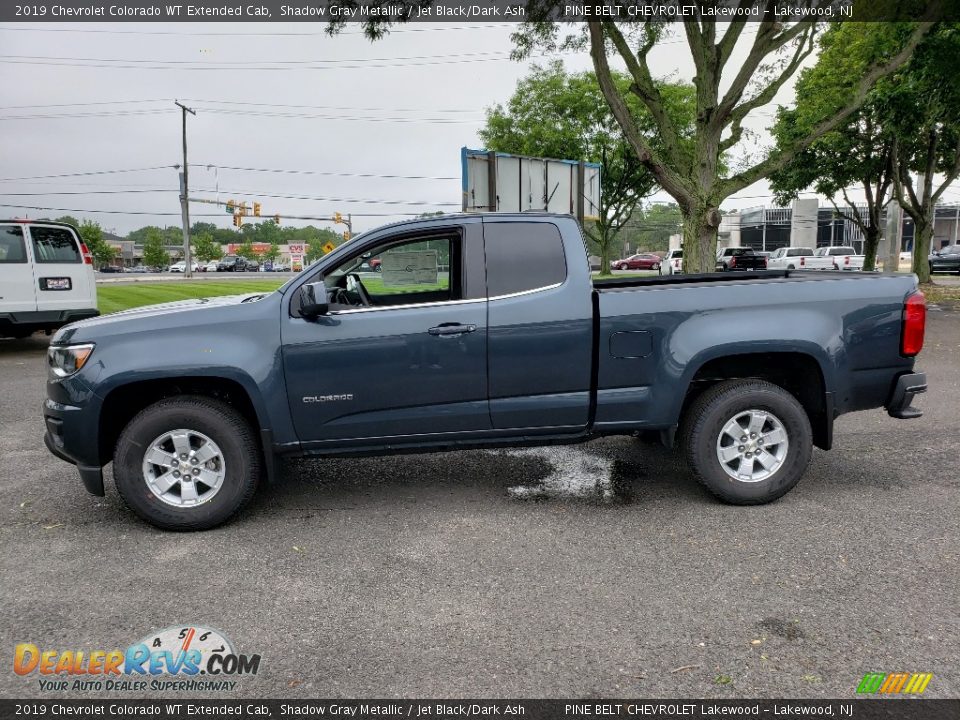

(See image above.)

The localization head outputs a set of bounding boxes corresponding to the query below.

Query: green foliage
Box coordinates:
[54,215,80,229]
[141,228,169,270]
[235,240,257,260]
[480,61,694,274]
[262,241,281,264]
[616,203,683,254]
[77,220,117,267]
[305,228,346,263]
[192,233,223,263]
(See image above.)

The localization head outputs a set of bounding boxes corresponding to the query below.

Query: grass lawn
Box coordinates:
[97,280,286,314]
[922,280,960,306]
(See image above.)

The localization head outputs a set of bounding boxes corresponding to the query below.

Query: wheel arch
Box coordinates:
[679,351,833,450]
[97,374,269,469]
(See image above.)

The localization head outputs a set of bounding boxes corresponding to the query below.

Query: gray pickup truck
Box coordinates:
[43,213,927,530]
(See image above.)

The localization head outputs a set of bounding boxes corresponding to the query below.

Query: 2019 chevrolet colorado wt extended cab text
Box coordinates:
[43,214,927,530]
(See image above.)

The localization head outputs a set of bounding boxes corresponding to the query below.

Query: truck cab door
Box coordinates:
[483,217,594,432]
[0,224,36,314]
[281,221,490,447]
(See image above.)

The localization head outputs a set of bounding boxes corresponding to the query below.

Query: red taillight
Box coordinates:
[800,256,805,267]
[844,256,850,266]
[901,291,926,357]
[761,257,767,268]
[729,256,736,267]
[80,243,93,265]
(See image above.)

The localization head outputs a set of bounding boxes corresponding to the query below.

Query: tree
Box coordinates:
[54,215,80,229]
[235,240,257,261]
[509,12,935,272]
[142,228,169,270]
[77,220,117,268]
[615,203,683,255]
[480,61,694,274]
[263,241,281,265]
[885,24,960,283]
[192,232,223,263]
[771,97,895,271]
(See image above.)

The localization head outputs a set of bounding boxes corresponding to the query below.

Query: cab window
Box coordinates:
[324,233,461,310]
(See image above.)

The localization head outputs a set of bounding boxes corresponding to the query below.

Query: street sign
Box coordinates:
[322,242,336,254]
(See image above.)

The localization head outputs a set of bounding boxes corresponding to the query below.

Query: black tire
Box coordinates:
[113,396,261,530]
[652,262,661,271]
[620,263,629,271]
[681,379,812,505]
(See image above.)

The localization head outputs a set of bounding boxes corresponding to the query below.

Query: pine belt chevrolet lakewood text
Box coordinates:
[43,214,927,530]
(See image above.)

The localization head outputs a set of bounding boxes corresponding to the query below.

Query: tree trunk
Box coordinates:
[912,218,933,284]
[862,226,881,272]
[681,205,721,273]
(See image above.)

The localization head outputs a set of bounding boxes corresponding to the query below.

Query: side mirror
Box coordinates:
[300,282,329,318]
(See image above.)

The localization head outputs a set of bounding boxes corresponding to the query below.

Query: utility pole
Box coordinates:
[175,101,196,278]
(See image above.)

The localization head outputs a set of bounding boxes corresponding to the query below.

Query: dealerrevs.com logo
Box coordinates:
[13,625,261,692]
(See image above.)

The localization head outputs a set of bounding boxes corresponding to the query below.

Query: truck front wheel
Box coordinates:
[681,380,812,505]
[113,396,262,530]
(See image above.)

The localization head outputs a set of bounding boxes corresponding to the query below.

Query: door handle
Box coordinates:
[428,323,477,336]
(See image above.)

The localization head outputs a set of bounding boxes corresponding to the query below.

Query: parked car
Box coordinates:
[716,247,768,271]
[216,255,248,272]
[0,220,98,339]
[126,265,149,274]
[814,246,865,271]
[170,261,200,273]
[660,249,683,276]
[42,213,927,529]
[98,265,123,273]
[246,259,260,272]
[611,253,661,271]
[202,261,219,273]
[929,244,960,274]
[766,247,833,271]
[271,262,291,273]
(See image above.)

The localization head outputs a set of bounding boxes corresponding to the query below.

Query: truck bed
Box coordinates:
[592,269,887,290]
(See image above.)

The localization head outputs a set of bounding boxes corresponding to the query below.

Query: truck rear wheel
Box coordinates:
[681,380,812,505]
[113,396,261,530]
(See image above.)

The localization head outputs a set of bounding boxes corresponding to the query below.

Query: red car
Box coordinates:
[611,253,662,271]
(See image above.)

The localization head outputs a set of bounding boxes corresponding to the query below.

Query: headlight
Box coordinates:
[48,343,95,378]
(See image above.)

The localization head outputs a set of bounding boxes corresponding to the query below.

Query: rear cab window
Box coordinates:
[483,222,566,297]
[0,224,27,263]
[30,226,81,263]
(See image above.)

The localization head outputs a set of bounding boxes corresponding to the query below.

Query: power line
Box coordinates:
[193,163,459,181]
[0,24,506,37]
[0,165,176,182]
[0,109,177,121]
[0,202,431,218]
[0,49,514,66]
[0,53,552,72]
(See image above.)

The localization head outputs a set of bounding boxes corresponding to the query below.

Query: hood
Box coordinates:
[52,292,273,344]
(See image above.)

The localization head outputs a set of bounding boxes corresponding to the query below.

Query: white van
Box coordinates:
[0,220,98,339]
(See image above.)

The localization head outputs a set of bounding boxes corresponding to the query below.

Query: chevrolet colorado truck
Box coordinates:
[43,213,927,530]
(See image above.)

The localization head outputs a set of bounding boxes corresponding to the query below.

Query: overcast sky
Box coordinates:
[3,21,952,236]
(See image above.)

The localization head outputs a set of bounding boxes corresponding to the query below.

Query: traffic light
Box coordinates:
[240,202,248,217]
[233,214,242,228]
[274,214,281,225]
[226,199,235,215]
[334,212,342,225]
[343,231,351,241]
[253,202,261,217]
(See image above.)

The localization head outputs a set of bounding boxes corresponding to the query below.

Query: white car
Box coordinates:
[0,220,98,339]
[170,261,200,273]
[660,249,683,275]
[766,247,834,270]
[203,261,219,272]
[814,245,864,271]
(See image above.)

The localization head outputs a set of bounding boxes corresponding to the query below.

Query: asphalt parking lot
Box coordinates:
[1,307,957,700]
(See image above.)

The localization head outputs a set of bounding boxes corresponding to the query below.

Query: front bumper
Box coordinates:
[43,397,105,496]
[886,372,927,419]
